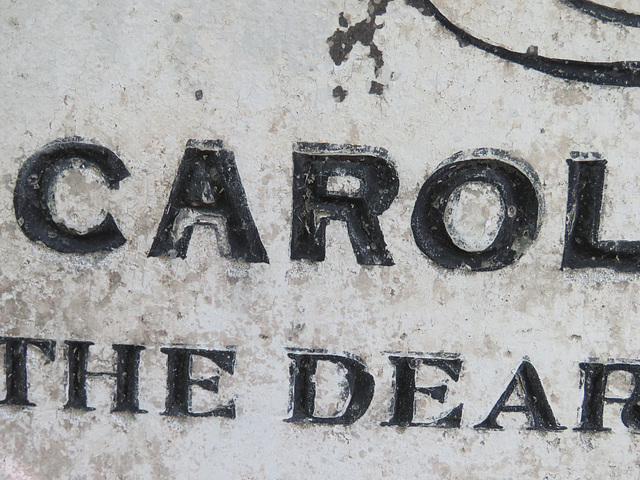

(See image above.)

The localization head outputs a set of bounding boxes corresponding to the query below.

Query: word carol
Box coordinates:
[13,139,638,272]
[1,337,639,433]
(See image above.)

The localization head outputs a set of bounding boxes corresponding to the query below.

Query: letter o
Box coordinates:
[411,149,542,271]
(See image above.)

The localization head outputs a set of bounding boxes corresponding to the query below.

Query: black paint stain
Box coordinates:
[369,81,384,95]
[338,12,348,28]
[195,89,203,101]
[327,0,391,95]
[333,85,348,102]
[328,0,640,90]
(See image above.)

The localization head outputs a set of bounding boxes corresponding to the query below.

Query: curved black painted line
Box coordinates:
[408,0,640,86]
[560,0,640,28]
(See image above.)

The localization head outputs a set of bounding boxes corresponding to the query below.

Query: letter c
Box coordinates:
[13,138,130,253]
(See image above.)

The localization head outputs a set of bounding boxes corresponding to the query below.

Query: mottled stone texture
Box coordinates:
[2,0,640,478]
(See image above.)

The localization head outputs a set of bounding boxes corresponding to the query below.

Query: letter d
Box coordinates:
[284,352,374,425]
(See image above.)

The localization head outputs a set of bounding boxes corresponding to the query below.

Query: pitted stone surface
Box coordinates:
[2,1,640,479]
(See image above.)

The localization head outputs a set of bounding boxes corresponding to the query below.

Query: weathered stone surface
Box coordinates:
[2,0,640,478]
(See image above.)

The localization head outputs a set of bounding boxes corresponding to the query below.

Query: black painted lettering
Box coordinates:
[575,362,640,432]
[64,341,146,413]
[13,138,130,253]
[149,140,268,262]
[161,347,236,418]
[284,352,375,424]
[412,149,541,271]
[562,0,640,27]
[475,361,565,430]
[562,155,640,271]
[290,143,399,265]
[331,0,640,89]
[0,337,55,407]
[382,355,463,427]
[409,0,640,87]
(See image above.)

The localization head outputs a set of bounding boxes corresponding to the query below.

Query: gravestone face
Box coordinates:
[2,0,640,478]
